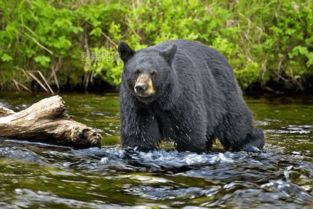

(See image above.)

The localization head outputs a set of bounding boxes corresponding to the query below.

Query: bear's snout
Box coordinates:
[135,83,147,94]
[134,73,155,98]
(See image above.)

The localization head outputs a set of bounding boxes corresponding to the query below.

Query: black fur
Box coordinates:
[118,40,264,153]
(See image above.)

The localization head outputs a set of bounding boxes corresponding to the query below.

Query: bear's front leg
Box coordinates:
[175,130,208,153]
[120,108,161,152]
[171,112,208,153]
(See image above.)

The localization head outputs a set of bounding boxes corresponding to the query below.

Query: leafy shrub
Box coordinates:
[0,0,312,91]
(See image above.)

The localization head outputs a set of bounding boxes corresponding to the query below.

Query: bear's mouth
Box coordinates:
[135,93,156,104]
[134,89,156,101]
[135,92,153,98]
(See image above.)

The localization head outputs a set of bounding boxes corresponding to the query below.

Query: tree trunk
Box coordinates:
[0,95,102,148]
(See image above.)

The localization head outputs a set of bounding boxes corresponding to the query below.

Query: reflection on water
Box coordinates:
[0,93,313,209]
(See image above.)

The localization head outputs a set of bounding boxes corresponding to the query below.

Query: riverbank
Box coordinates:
[1,74,313,97]
[245,75,313,96]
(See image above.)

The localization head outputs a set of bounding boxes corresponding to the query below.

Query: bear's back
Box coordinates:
[151,40,233,76]
[151,40,239,94]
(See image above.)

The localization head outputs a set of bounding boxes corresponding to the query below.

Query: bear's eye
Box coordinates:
[135,69,141,75]
[151,70,157,76]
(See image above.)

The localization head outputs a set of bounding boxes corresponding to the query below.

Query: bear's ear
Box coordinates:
[159,44,177,65]
[118,42,135,63]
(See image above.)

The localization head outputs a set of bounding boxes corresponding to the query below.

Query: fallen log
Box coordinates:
[0,106,15,117]
[0,95,102,148]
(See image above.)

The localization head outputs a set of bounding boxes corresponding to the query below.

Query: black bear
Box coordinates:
[118,40,264,153]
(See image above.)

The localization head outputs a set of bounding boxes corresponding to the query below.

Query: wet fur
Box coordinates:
[119,40,264,153]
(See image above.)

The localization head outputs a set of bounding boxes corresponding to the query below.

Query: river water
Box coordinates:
[0,93,313,209]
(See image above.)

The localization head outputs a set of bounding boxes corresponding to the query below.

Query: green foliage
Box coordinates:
[0,0,312,90]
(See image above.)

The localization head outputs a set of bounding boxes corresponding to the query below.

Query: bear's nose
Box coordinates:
[135,84,147,94]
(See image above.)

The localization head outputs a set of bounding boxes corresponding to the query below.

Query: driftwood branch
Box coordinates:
[0,106,15,117]
[0,95,102,148]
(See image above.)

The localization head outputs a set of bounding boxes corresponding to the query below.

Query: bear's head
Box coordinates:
[118,42,177,104]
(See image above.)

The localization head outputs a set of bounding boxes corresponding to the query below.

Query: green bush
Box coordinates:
[0,0,312,91]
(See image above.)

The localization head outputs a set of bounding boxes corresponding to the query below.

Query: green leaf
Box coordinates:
[90,28,102,37]
[1,54,12,62]
[34,55,51,68]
